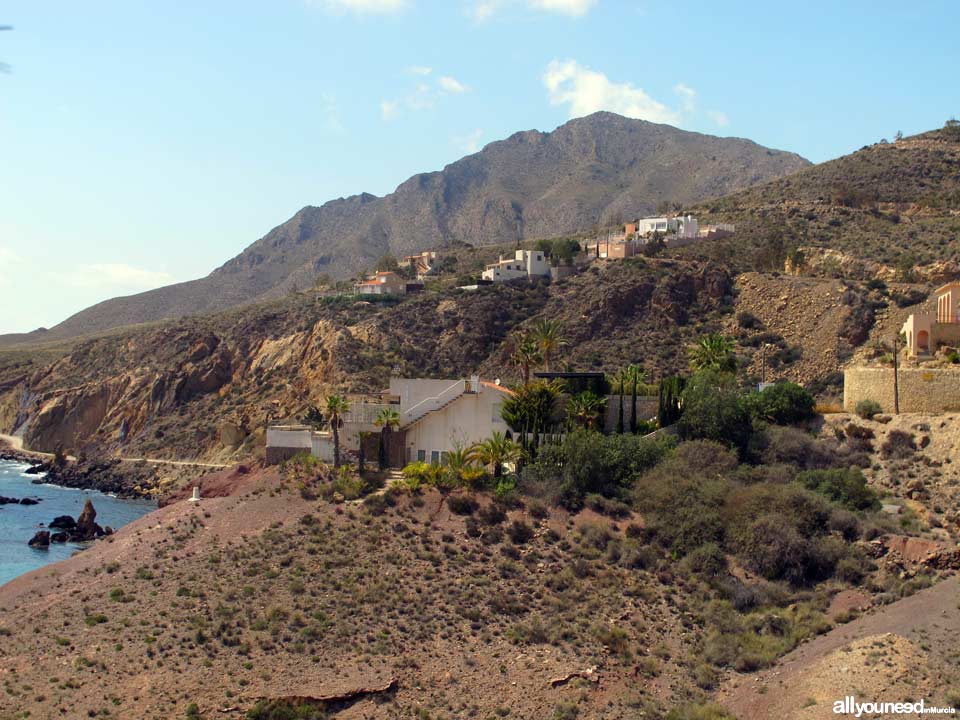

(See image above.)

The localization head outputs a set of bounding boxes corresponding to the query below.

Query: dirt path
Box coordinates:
[0,433,226,469]
[719,575,960,718]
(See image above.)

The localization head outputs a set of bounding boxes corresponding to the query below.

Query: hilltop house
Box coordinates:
[482,249,550,283]
[266,376,513,467]
[399,251,439,280]
[355,271,406,296]
[636,215,699,239]
[901,281,960,357]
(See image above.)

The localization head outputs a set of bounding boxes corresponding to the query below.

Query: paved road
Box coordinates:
[0,433,226,469]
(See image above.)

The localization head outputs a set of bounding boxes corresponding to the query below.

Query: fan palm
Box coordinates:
[324,395,350,468]
[374,407,401,470]
[567,391,606,431]
[531,319,566,373]
[471,432,523,479]
[510,332,542,386]
[689,334,736,373]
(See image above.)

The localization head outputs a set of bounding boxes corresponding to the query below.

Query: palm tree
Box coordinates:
[567,391,606,431]
[374,407,401,470]
[324,395,350,468]
[689,334,737,373]
[500,379,561,456]
[531,319,566,373]
[472,432,523,479]
[510,333,542,386]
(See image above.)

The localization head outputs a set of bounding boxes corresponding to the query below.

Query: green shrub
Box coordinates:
[855,399,881,420]
[677,370,751,453]
[665,703,736,720]
[795,468,881,511]
[747,383,816,425]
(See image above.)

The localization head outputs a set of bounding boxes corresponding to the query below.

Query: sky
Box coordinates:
[1,0,958,334]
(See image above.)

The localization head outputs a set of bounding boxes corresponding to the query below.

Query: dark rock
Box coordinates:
[0,496,19,505]
[28,530,50,548]
[18,497,40,506]
[49,515,77,530]
[50,532,69,543]
[23,465,44,475]
[74,499,103,540]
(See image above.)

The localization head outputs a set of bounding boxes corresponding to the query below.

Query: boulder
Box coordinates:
[50,532,68,543]
[49,515,77,530]
[73,499,104,540]
[19,497,40,506]
[28,530,50,548]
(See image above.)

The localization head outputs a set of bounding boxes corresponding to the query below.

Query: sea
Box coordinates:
[0,459,156,587]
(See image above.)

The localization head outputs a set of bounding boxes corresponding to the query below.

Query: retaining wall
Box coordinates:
[843,366,960,413]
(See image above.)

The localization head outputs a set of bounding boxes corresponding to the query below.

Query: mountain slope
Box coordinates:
[19,112,808,342]
[690,123,960,272]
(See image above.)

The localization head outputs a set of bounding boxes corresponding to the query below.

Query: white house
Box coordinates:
[265,376,514,467]
[355,271,406,295]
[636,215,699,239]
[482,249,550,283]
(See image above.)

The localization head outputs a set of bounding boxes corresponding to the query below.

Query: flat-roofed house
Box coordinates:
[482,249,550,282]
[901,281,960,357]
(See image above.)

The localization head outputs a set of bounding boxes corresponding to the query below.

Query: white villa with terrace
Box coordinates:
[266,376,513,467]
[482,249,550,283]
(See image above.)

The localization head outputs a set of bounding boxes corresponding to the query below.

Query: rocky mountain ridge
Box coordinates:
[2,112,808,344]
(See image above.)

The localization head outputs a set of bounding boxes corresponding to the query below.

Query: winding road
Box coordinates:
[0,433,227,469]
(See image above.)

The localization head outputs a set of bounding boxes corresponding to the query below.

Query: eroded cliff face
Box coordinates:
[1,258,735,461]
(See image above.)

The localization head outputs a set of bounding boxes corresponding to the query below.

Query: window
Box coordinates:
[417,449,426,462]
[431,450,440,464]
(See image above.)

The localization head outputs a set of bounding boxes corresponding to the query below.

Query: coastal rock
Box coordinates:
[0,496,20,505]
[50,532,69,543]
[49,515,77,530]
[19,497,40,505]
[74,499,103,540]
[28,530,50,548]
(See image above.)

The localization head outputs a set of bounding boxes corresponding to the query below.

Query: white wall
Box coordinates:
[265,427,312,450]
[389,378,463,410]
[402,386,510,464]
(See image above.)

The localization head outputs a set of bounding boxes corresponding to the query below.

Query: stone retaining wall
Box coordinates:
[844,366,960,413]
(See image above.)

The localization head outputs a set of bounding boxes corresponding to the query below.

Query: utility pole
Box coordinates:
[893,335,900,414]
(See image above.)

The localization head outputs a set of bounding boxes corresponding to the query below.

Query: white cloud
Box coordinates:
[0,246,20,264]
[54,263,174,292]
[528,0,596,16]
[380,72,468,121]
[438,75,467,94]
[314,0,409,14]
[408,65,432,76]
[455,128,484,154]
[380,99,400,121]
[543,59,680,125]
[466,0,595,21]
[707,110,730,127]
[673,83,696,113]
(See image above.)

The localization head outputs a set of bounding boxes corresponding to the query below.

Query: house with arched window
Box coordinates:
[901,281,960,357]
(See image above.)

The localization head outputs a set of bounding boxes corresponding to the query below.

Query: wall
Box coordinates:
[402,387,510,464]
[844,366,960,413]
[603,395,658,430]
[265,426,313,464]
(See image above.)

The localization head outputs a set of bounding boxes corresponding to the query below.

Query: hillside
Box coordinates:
[5,112,808,344]
[689,123,960,273]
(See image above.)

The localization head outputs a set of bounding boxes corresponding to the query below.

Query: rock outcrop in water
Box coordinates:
[27,500,112,547]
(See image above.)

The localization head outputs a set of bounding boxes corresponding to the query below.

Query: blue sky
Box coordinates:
[1,0,958,334]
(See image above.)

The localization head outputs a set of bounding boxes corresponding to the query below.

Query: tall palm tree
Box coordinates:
[567,391,606,431]
[324,395,350,468]
[531,319,566,373]
[689,334,737,373]
[510,332,542,386]
[472,432,523,479]
[374,407,401,470]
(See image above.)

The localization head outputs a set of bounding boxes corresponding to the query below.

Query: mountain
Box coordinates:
[690,123,960,272]
[9,112,808,343]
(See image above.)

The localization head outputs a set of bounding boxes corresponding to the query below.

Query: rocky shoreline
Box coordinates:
[1,445,158,500]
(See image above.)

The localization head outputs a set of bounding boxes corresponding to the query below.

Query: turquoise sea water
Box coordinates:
[0,460,155,587]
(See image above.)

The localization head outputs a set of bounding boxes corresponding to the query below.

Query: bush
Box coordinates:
[795,468,881,511]
[446,495,479,516]
[880,430,916,459]
[665,703,737,720]
[855,399,882,420]
[747,383,816,425]
[507,520,535,544]
[681,542,728,579]
[677,370,751,453]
